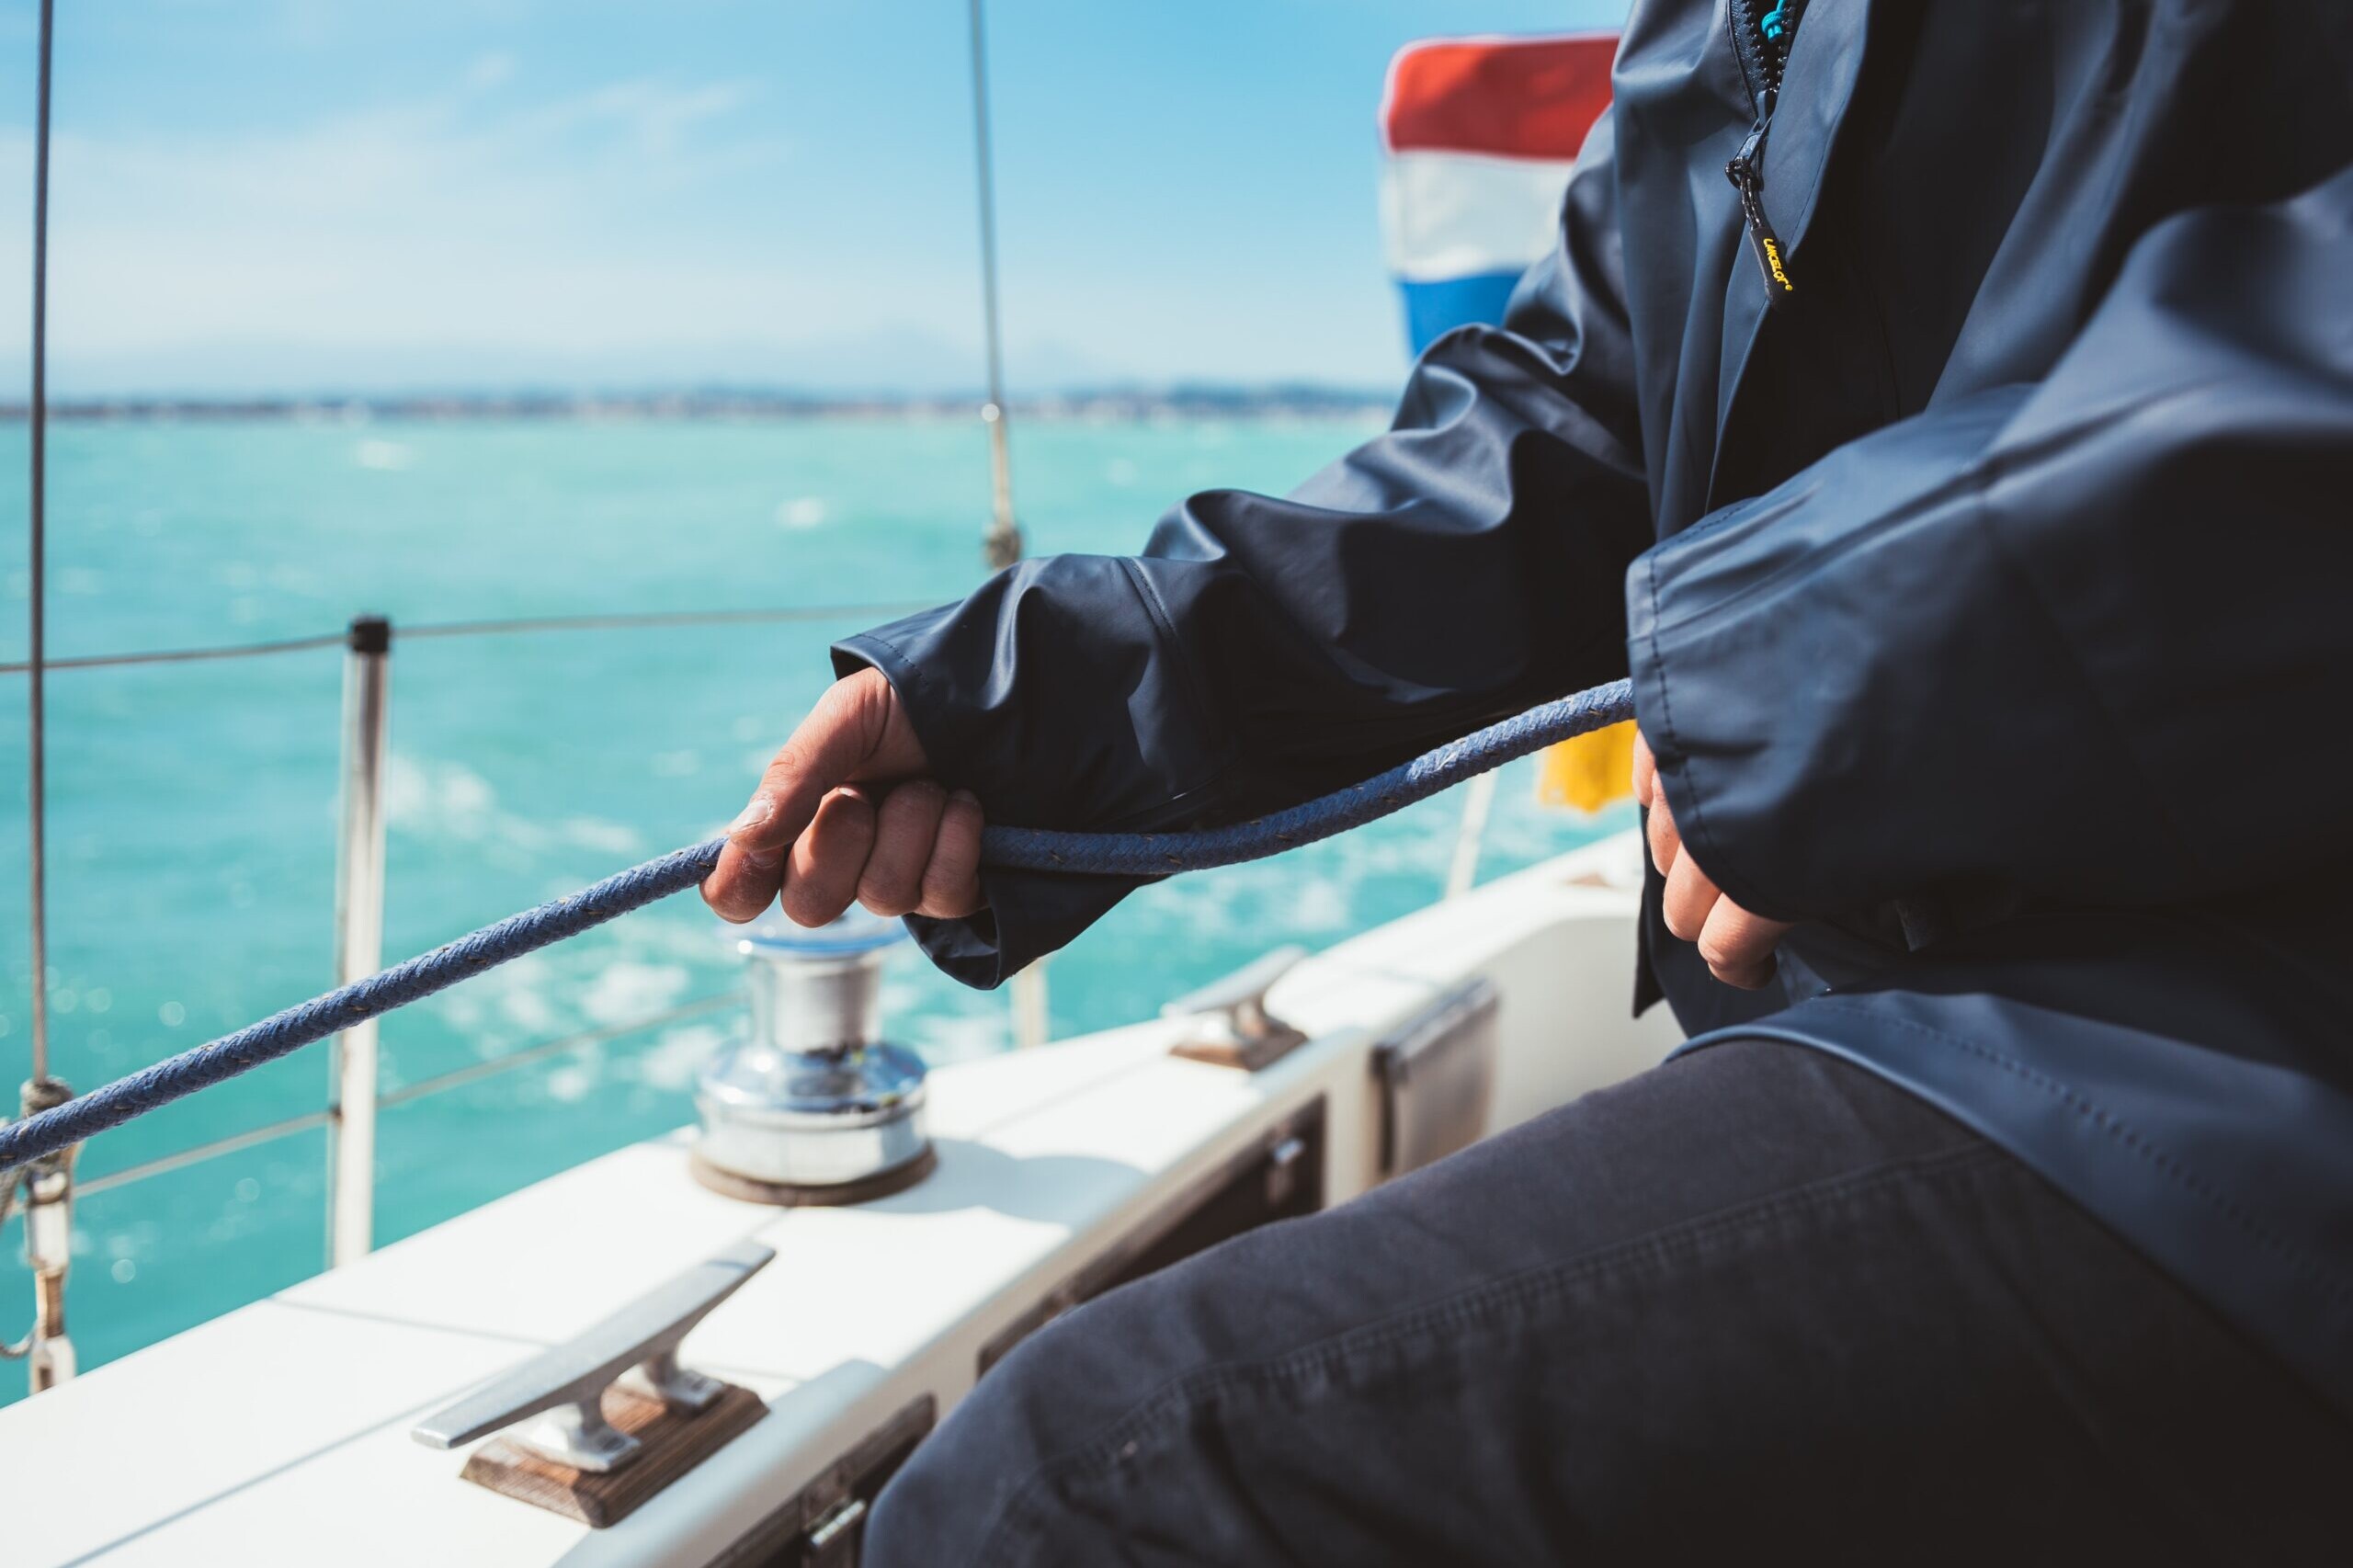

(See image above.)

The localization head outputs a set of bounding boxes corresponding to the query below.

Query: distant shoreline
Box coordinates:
[0,385,1396,424]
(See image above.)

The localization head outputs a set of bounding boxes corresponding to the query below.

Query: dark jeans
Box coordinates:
[866,1040,2351,1566]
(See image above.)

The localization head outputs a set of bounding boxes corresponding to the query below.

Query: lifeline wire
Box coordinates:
[0,678,1633,1175]
[22,0,54,1086]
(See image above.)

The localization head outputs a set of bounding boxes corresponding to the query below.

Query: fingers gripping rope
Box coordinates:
[0,679,1634,1175]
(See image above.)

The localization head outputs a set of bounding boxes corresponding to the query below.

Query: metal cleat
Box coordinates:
[412,1241,772,1472]
[1162,947,1310,1071]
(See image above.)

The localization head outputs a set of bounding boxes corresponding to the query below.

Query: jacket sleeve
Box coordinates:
[1629,162,2353,933]
[836,114,1653,988]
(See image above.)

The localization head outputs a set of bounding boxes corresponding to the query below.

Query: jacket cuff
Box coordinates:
[834,624,1152,991]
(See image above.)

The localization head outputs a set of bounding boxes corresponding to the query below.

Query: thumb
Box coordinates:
[729,667,911,858]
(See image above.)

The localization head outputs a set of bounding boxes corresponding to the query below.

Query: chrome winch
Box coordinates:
[690,911,935,1205]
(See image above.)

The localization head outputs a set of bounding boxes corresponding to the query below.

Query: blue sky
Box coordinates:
[0,0,1622,398]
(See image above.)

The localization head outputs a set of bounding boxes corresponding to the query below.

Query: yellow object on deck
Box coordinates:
[1535,722,1637,813]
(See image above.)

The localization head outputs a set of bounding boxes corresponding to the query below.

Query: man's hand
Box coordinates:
[701,666,986,927]
[1631,729,1790,989]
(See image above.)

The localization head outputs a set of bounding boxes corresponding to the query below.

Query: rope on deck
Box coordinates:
[0,678,1633,1175]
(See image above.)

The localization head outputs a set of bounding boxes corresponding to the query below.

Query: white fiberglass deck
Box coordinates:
[0,833,1678,1568]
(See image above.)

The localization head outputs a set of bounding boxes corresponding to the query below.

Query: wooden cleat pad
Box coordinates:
[459,1381,767,1528]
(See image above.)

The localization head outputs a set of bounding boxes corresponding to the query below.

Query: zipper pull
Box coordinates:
[1726,128,1796,307]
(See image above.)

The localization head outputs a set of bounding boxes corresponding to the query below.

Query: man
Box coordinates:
[704,1,2353,1559]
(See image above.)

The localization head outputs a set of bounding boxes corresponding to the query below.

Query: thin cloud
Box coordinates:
[0,74,852,385]
[463,51,517,92]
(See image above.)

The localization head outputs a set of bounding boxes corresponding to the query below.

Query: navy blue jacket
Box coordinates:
[840,0,2353,1415]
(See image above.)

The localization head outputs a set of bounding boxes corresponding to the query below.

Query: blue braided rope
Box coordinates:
[0,678,1632,1175]
[980,678,1633,873]
[0,838,727,1176]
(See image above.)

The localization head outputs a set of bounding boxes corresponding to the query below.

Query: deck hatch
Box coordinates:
[976,1096,1329,1377]
[1374,978,1500,1177]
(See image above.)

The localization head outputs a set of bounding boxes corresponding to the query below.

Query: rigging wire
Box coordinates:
[23,0,55,1088]
[968,0,1022,570]
[0,602,938,676]
[0,629,347,676]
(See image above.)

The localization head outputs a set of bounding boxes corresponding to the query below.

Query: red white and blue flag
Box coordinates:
[1379,33,1617,354]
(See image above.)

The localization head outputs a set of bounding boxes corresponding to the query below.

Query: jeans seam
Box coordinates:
[972,1140,2013,1565]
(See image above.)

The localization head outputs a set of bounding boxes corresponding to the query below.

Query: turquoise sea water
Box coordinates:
[0,414,1620,1403]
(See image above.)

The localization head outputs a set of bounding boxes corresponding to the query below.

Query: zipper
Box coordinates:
[1725,0,1804,306]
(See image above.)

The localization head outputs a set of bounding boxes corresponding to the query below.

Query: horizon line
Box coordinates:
[0,381,1401,424]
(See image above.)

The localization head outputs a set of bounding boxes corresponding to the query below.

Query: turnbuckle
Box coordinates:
[2,1076,79,1392]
